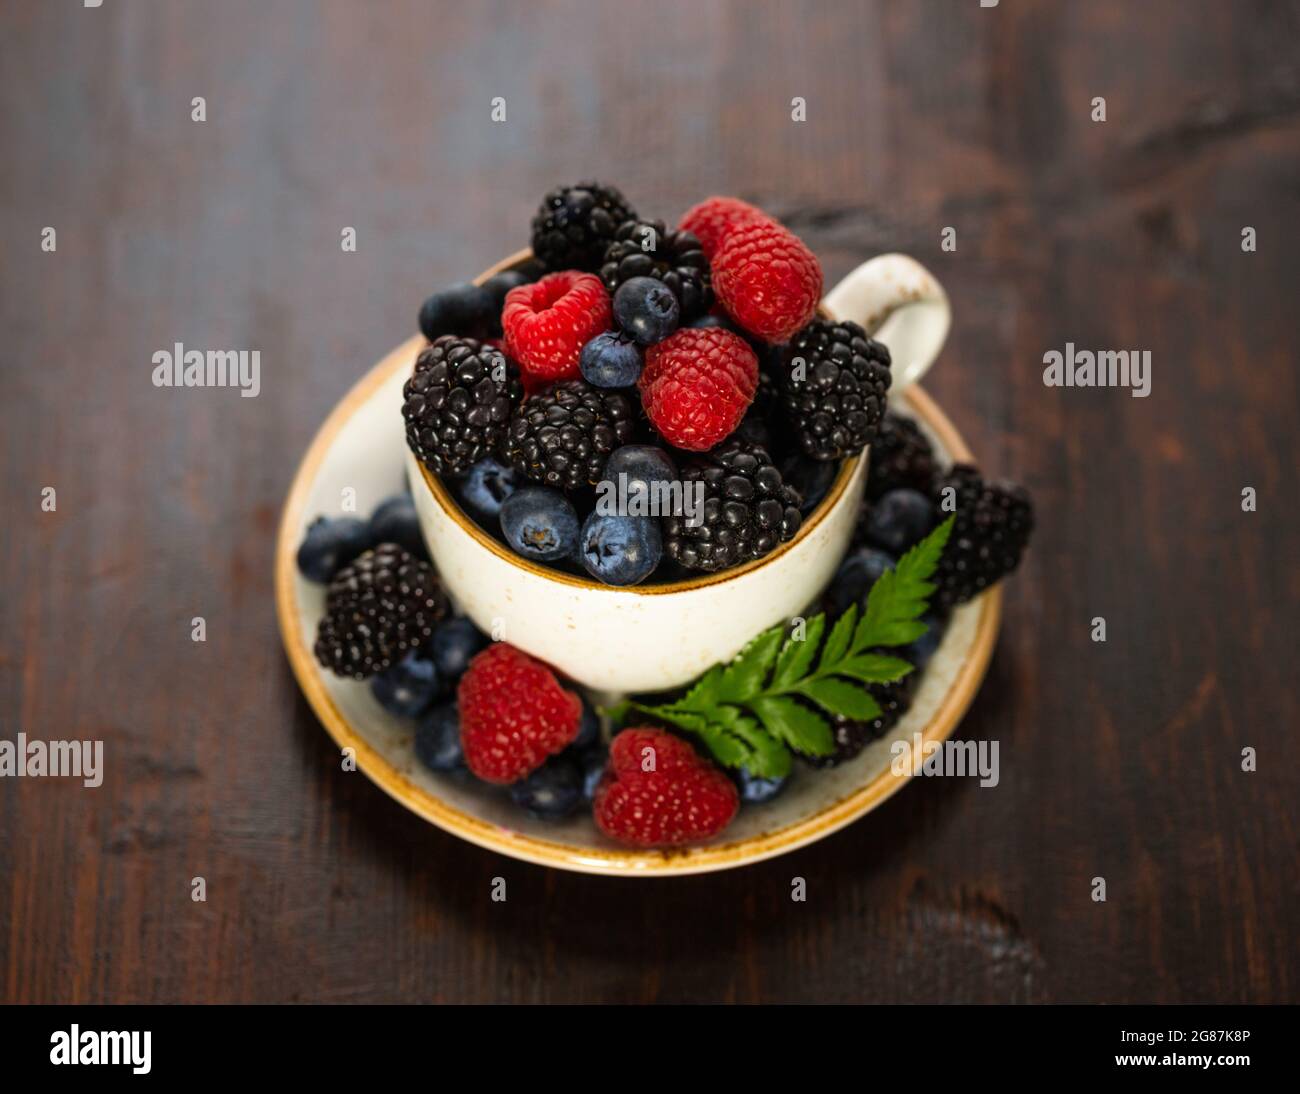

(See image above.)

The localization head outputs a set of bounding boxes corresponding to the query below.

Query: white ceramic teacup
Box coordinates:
[407,252,950,695]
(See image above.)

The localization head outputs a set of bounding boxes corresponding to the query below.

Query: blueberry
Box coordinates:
[481,269,531,310]
[578,745,608,802]
[414,701,464,772]
[296,516,371,583]
[510,755,584,819]
[573,696,600,750]
[862,488,936,555]
[430,617,489,682]
[826,547,896,616]
[905,612,946,670]
[500,486,580,562]
[735,407,773,451]
[601,444,678,511]
[417,281,497,341]
[781,455,837,514]
[371,652,442,718]
[688,313,741,335]
[613,276,680,345]
[578,511,662,586]
[736,767,789,804]
[458,456,521,523]
[368,494,427,559]
[580,331,643,388]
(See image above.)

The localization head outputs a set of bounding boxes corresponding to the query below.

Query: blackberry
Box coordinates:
[313,544,448,680]
[530,181,636,272]
[599,219,712,321]
[663,438,803,573]
[402,336,524,478]
[779,319,891,461]
[802,674,917,769]
[866,412,937,500]
[501,380,636,491]
[932,464,1034,608]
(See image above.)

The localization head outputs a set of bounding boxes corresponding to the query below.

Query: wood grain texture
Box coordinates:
[1,0,1297,1004]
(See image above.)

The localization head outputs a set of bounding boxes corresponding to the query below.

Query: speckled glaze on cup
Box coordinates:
[409,250,952,694]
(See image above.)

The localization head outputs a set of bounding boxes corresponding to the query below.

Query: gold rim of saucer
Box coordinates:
[274,252,1002,876]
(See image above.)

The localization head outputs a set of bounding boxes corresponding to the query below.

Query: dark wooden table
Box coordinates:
[2,0,1296,1004]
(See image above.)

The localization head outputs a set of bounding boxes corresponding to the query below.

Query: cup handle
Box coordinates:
[822,254,951,391]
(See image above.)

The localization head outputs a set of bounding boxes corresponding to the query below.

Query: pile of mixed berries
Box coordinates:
[401,182,891,585]
[296,182,1036,849]
[299,491,740,840]
[298,493,606,818]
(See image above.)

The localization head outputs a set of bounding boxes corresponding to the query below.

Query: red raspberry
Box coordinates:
[638,327,757,451]
[678,196,770,260]
[712,220,823,343]
[593,729,739,848]
[457,643,581,784]
[502,271,612,383]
